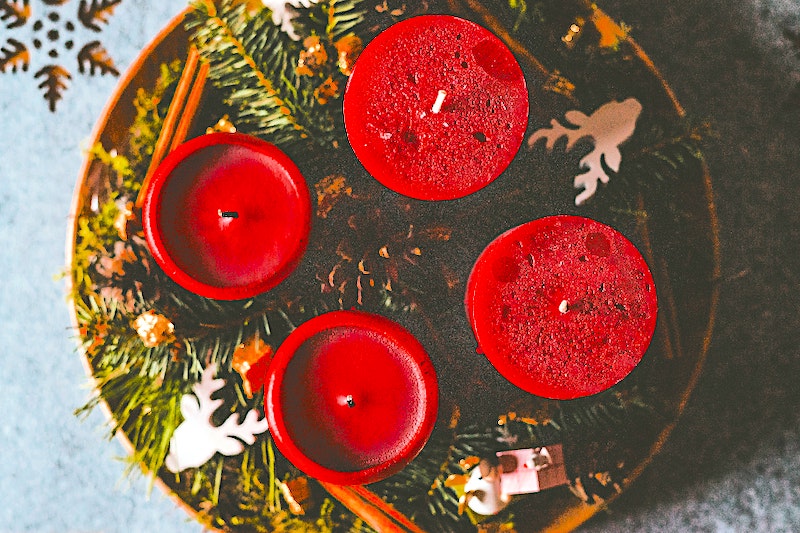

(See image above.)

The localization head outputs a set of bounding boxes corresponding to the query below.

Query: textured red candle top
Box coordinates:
[344,15,528,200]
[466,216,658,399]
[266,311,438,485]
[143,133,311,300]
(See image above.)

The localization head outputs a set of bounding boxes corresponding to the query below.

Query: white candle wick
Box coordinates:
[558,300,569,314]
[431,90,447,114]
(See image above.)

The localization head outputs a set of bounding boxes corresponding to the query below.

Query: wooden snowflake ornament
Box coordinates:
[165,364,269,473]
[529,98,642,205]
[1,0,121,110]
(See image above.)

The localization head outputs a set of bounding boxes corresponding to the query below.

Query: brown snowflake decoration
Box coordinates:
[0,0,122,111]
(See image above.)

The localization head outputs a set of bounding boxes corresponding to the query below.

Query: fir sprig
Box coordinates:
[622,120,709,186]
[74,296,189,478]
[591,119,710,212]
[187,0,309,145]
[296,0,365,40]
[186,0,365,150]
[369,388,657,533]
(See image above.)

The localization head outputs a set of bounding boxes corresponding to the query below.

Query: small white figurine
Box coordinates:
[165,364,269,473]
[460,458,512,516]
[528,98,642,206]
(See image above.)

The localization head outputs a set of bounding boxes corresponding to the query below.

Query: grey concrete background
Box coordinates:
[0,0,797,531]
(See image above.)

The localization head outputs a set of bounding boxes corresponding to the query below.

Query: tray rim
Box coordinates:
[63,4,722,531]
[64,7,203,527]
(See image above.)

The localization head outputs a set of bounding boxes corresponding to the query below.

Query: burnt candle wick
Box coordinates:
[345,395,355,408]
[218,209,239,219]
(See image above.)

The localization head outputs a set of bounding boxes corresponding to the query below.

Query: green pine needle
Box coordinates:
[186,0,365,150]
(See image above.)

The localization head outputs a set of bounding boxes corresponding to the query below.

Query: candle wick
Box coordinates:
[431,90,447,114]
[559,300,569,314]
[218,210,239,219]
[345,395,355,408]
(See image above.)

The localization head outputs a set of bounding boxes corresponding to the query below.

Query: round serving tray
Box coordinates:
[67,1,720,531]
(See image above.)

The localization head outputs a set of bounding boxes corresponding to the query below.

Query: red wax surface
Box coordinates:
[142,133,311,300]
[344,15,528,200]
[465,216,658,399]
[265,311,438,485]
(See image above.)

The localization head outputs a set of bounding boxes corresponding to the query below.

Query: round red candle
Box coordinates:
[265,311,438,485]
[465,216,658,399]
[344,15,529,201]
[142,133,311,300]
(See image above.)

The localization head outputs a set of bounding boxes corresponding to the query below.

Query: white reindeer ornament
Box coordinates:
[262,0,319,40]
[528,98,642,206]
[165,364,269,473]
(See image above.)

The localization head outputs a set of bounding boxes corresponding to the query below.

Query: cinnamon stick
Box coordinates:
[350,485,428,533]
[170,60,210,153]
[135,45,202,208]
[319,482,427,533]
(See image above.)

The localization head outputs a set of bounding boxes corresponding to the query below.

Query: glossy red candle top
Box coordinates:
[344,15,528,201]
[465,216,658,399]
[142,133,311,300]
[265,311,438,485]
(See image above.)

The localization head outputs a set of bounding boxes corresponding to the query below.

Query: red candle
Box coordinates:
[344,15,528,201]
[142,133,312,300]
[465,216,658,399]
[265,310,438,485]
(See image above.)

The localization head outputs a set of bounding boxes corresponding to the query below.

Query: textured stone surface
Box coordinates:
[0,1,196,531]
[581,0,800,531]
[0,0,797,531]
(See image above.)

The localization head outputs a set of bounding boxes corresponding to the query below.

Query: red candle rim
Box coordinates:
[265,310,439,485]
[344,14,529,201]
[141,133,311,300]
[465,215,658,399]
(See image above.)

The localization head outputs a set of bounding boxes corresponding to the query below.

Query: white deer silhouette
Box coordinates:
[528,98,642,206]
[165,364,269,473]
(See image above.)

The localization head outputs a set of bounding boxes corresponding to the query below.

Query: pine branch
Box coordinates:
[76,357,189,478]
[187,0,364,149]
[371,424,485,533]
[294,0,366,41]
[369,388,657,533]
[595,119,709,211]
[35,65,71,112]
[0,38,29,72]
[0,0,29,29]
[187,0,314,146]
[78,0,122,32]
[625,121,708,183]
[78,40,120,76]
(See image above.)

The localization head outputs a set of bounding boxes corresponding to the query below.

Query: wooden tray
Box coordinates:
[67,2,720,531]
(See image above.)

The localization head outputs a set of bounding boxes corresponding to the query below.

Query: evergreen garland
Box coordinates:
[621,120,709,191]
[186,0,366,150]
[368,387,657,532]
